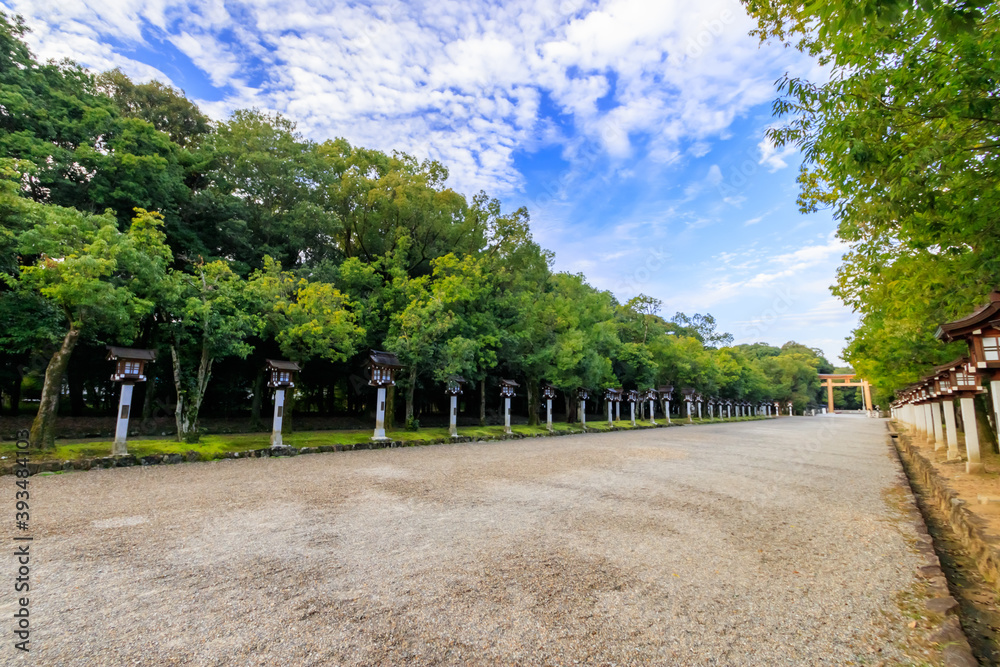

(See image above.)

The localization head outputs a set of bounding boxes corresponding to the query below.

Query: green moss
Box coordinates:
[0,416,768,463]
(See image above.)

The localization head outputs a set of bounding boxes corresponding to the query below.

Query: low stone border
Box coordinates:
[889,424,1000,589]
[3,417,773,477]
[886,428,982,667]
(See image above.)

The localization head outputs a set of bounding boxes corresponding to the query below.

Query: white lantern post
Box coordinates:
[106,346,156,456]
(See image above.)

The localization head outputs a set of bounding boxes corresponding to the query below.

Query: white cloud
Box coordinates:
[757,134,799,172]
[3,0,811,197]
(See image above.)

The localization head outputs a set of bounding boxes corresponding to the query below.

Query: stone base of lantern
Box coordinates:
[967,461,985,474]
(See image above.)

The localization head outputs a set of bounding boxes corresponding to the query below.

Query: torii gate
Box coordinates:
[819,374,872,412]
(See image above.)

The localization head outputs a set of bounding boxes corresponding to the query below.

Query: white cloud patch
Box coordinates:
[4,0,808,196]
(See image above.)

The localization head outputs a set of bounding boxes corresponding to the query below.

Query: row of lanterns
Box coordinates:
[103,347,790,454]
[891,291,1000,474]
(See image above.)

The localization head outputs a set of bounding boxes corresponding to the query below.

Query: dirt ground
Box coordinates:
[5,416,935,665]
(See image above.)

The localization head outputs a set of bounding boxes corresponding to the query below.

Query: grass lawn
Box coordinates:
[0,416,770,464]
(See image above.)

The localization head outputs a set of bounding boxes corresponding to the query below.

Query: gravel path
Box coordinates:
[9,416,924,665]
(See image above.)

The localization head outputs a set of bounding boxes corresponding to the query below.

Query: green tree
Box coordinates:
[3,193,171,448]
[163,260,260,442]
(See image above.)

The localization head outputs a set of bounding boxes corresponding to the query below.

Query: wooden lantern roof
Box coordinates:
[576,387,590,400]
[936,291,1000,341]
[657,385,674,398]
[604,387,622,401]
[541,383,557,399]
[681,387,696,398]
[936,291,1000,374]
[500,378,519,397]
[625,389,638,402]
[445,375,467,395]
[107,346,156,383]
[266,359,301,388]
[368,350,403,387]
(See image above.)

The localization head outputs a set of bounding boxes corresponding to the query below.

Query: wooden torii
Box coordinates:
[818,374,872,412]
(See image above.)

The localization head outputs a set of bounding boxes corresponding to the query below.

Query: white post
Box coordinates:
[991,380,1000,452]
[924,403,936,446]
[450,394,459,438]
[270,387,286,447]
[931,401,944,451]
[727,404,731,419]
[608,400,613,426]
[546,398,553,432]
[504,397,512,434]
[579,400,586,430]
[686,400,692,423]
[630,401,636,427]
[372,386,388,441]
[664,399,671,424]
[696,401,702,420]
[943,400,960,460]
[650,399,656,425]
[915,403,926,437]
[615,401,620,421]
[112,383,134,456]
[960,397,984,473]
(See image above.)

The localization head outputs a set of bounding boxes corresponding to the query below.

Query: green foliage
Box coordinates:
[743,0,1000,399]
[0,13,830,438]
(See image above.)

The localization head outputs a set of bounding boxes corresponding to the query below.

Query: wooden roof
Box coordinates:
[106,346,157,361]
[936,291,1000,341]
[369,350,403,367]
[266,359,301,371]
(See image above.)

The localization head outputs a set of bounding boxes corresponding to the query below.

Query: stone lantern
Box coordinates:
[106,346,156,456]
[681,387,696,423]
[604,387,621,426]
[541,383,557,432]
[368,350,403,442]
[658,385,674,424]
[937,290,1000,466]
[577,387,590,430]
[944,358,986,472]
[500,379,519,434]
[265,359,301,448]
[645,389,658,425]
[708,396,718,420]
[625,389,639,426]
[786,401,794,416]
[930,366,959,459]
[723,398,732,419]
[445,376,466,438]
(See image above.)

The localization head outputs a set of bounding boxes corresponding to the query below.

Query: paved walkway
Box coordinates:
[13,417,925,665]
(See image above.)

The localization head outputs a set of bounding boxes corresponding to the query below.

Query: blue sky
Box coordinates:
[3,0,858,363]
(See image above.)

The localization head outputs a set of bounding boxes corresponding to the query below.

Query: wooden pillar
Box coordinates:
[931,402,944,451]
[943,400,960,460]
[826,381,834,412]
[862,381,873,412]
[960,397,984,473]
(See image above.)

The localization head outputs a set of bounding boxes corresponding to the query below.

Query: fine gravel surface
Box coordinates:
[9,416,926,665]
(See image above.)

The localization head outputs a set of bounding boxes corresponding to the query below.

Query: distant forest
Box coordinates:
[0,14,840,447]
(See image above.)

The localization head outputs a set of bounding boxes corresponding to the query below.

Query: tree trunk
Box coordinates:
[249,368,265,430]
[171,341,214,443]
[30,327,81,449]
[386,384,396,429]
[564,393,575,424]
[479,379,486,426]
[527,378,539,426]
[405,367,417,424]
